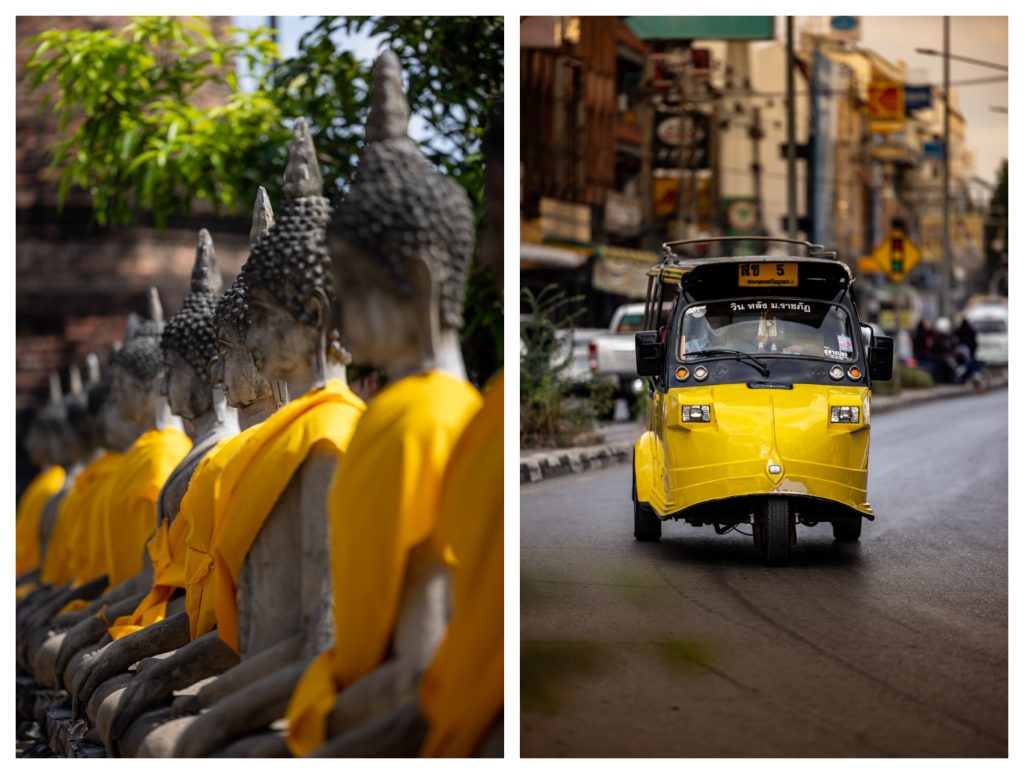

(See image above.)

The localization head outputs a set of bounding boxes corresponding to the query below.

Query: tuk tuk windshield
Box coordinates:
[679,299,857,362]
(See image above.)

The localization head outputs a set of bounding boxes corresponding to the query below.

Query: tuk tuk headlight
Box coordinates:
[830,405,860,423]
[829,365,845,380]
[682,404,711,422]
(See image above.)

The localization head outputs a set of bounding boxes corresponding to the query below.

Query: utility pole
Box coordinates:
[786,16,797,238]
[941,15,952,320]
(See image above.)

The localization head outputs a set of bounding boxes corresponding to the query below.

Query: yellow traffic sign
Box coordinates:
[871,228,921,283]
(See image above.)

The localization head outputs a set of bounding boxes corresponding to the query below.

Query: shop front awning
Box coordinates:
[520,242,591,270]
[592,245,661,298]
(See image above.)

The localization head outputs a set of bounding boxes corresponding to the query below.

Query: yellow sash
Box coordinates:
[285,371,482,757]
[182,434,247,642]
[16,465,66,576]
[101,427,192,589]
[39,452,123,587]
[420,372,504,757]
[212,381,365,653]
[107,512,190,639]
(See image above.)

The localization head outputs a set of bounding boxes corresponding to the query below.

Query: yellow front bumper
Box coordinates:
[636,383,872,518]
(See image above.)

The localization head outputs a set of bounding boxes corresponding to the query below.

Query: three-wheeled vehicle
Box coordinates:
[632,238,894,565]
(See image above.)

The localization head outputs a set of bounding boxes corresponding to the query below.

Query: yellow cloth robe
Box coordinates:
[285,370,482,757]
[101,427,192,589]
[106,511,190,639]
[16,465,66,576]
[39,452,124,587]
[419,371,504,757]
[182,434,242,642]
[212,381,365,653]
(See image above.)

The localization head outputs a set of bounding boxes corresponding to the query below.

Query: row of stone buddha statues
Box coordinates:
[15,51,503,758]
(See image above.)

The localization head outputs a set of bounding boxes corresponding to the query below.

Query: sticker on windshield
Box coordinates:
[823,346,851,360]
[837,334,853,352]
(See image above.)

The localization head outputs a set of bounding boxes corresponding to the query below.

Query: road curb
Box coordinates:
[520,378,1007,486]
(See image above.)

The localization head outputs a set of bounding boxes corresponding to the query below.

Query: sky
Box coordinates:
[781,16,1008,186]
[231,16,431,142]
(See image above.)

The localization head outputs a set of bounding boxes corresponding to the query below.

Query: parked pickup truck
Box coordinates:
[588,302,672,402]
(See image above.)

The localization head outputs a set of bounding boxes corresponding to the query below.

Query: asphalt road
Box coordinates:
[520,389,1007,757]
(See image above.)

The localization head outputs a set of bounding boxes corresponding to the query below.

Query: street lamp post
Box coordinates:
[941,16,951,320]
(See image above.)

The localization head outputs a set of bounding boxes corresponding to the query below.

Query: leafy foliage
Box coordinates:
[24,17,284,228]
[265,16,503,212]
[520,286,611,448]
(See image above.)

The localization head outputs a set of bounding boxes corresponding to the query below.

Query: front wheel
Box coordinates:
[759,497,791,565]
[832,518,862,542]
[632,464,662,542]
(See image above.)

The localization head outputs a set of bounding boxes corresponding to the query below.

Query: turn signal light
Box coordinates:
[676,366,689,381]
[847,366,862,380]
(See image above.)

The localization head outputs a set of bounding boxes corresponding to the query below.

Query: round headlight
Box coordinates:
[693,365,709,381]
[676,366,689,381]
[829,365,844,381]
[847,365,862,380]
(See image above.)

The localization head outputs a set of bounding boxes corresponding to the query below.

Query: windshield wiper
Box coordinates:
[691,349,771,378]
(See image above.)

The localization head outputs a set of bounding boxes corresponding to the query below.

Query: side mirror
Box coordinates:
[869,335,894,381]
[859,323,873,350]
[635,330,663,377]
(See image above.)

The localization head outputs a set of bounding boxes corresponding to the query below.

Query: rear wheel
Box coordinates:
[760,498,791,566]
[632,463,662,542]
[832,518,862,542]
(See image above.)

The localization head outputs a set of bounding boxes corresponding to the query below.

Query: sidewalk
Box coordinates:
[519,376,1008,485]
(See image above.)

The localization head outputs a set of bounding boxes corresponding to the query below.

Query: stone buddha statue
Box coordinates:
[51,193,280,754]
[20,291,186,687]
[17,368,113,668]
[53,233,241,707]
[174,51,482,759]
[97,137,364,755]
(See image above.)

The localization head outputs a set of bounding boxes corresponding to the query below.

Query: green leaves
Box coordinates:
[23,16,282,229]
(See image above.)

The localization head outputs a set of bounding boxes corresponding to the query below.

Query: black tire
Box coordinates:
[760,497,790,565]
[832,518,862,542]
[632,463,662,542]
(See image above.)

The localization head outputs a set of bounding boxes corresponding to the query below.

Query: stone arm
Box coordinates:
[55,593,146,689]
[323,541,449,740]
[174,658,311,758]
[17,575,108,671]
[185,633,305,712]
[106,629,240,742]
[311,699,427,758]
[76,609,191,707]
[17,568,40,587]
[53,586,148,631]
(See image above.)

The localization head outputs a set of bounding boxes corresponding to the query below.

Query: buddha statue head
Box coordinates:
[328,50,475,379]
[210,188,277,415]
[24,372,66,468]
[103,288,167,450]
[235,119,341,397]
[160,229,226,427]
[61,363,104,465]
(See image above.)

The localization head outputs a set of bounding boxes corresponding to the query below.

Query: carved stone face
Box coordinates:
[104,363,158,449]
[212,323,273,408]
[244,286,319,384]
[162,348,211,420]
[329,239,429,369]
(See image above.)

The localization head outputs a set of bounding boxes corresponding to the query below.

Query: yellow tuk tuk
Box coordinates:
[632,238,894,564]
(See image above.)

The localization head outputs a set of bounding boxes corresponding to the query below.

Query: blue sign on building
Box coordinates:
[905,85,933,113]
[923,141,945,159]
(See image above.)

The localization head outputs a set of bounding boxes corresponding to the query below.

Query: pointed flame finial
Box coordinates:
[366,50,410,143]
[191,229,223,294]
[250,186,275,246]
[282,117,323,198]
